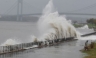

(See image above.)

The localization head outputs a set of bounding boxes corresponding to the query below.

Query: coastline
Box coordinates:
[81,42,96,58]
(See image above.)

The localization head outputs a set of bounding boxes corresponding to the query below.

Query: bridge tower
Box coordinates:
[17,0,23,21]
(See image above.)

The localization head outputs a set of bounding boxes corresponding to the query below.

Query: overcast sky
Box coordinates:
[0,0,96,15]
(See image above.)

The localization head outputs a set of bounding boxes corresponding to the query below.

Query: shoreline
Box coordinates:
[81,42,96,58]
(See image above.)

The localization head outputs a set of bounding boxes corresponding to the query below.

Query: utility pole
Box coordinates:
[17,0,23,21]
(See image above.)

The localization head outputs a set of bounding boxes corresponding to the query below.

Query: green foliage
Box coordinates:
[87,23,96,28]
[81,43,96,58]
[87,18,96,24]
[73,24,83,27]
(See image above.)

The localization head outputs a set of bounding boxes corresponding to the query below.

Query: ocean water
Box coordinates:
[0,21,39,44]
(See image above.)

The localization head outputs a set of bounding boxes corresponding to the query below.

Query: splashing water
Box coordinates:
[30,35,38,42]
[37,0,80,41]
[79,25,89,29]
[78,35,96,40]
[1,39,21,46]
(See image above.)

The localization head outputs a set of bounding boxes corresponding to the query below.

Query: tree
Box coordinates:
[87,18,96,24]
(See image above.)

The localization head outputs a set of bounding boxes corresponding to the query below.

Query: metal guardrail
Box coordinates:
[0,37,74,55]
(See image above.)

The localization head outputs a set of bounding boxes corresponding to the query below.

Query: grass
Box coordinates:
[81,43,96,58]
[87,23,96,29]
[73,24,83,28]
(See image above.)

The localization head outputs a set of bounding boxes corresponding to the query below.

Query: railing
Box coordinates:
[0,37,74,55]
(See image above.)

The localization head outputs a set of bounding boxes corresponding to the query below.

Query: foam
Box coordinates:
[1,39,21,46]
[37,0,80,41]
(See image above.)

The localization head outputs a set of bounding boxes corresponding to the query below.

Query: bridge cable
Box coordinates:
[4,1,17,15]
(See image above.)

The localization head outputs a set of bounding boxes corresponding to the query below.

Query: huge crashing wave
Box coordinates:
[37,0,80,41]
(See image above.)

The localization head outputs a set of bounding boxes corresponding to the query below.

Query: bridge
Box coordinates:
[0,0,96,21]
[22,13,96,16]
